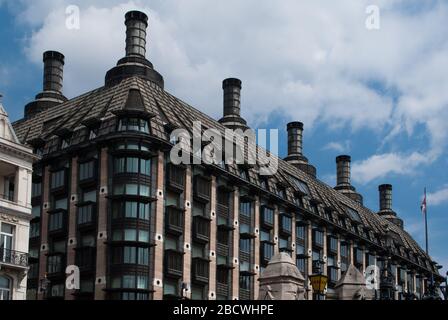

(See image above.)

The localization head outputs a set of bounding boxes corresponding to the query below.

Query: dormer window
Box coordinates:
[89,128,98,140]
[277,186,286,199]
[239,168,248,180]
[61,138,70,149]
[289,176,310,195]
[118,117,149,133]
[34,147,44,156]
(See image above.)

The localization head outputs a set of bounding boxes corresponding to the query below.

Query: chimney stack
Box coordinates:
[287,122,303,157]
[284,121,316,177]
[24,50,67,118]
[42,51,65,94]
[334,155,363,204]
[105,10,164,88]
[125,11,148,58]
[218,78,248,131]
[379,184,392,211]
[336,155,352,188]
[378,184,403,228]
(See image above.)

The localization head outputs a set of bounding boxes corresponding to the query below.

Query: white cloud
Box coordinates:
[4,0,448,166]
[351,152,431,184]
[322,141,350,153]
[427,186,448,206]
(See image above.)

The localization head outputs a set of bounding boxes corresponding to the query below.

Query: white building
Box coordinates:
[0,95,36,300]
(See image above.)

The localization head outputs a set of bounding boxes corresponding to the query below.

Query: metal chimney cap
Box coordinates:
[379,184,393,191]
[336,155,351,163]
[125,10,148,26]
[43,51,65,64]
[222,78,242,89]
[287,121,304,130]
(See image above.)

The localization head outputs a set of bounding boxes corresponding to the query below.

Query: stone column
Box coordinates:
[208,175,217,300]
[337,235,342,280]
[152,151,165,300]
[322,227,327,276]
[349,240,354,265]
[231,187,239,300]
[253,195,260,299]
[182,166,193,299]
[273,205,279,255]
[94,148,108,300]
[306,220,312,300]
[65,157,78,300]
[37,166,50,300]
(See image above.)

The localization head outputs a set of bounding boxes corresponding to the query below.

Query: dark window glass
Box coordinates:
[240,201,252,217]
[32,182,42,197]
[118,118,149,133]
[239,275,251,290]
[49,212,64,231]
[217,229,229,245]
[79,161,95,181]
[239,238,251,253]
[280,214,292,233]
[261,206,274,225]
[51,170,65,189]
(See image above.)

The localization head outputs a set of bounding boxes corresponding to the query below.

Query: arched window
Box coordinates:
[0,275,11,300]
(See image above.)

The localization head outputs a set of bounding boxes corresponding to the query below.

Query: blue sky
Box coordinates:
[0,0,447,276]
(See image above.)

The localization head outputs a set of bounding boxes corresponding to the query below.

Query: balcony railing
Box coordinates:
[260,241,275,266]
[0,248,28,268]
[75,246,96,271]
[192,257,210,283]
[193,215,210,243]
[0,193,14,202]
[164,249,184,278]
[47,254,65,276]
[193,176,211,202]
[165,205,184,235]
[166,164,185,193]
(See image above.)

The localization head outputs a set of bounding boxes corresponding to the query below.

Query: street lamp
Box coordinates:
[309,259,328,300]
[379,225,395,300]
[39,274,51,300]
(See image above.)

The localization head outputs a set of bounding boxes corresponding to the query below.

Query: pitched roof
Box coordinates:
[11,76,440,277]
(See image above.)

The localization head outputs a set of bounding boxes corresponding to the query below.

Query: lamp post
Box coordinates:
[39,273,51,300]
[309,259,328,300]
[379,225,395,300]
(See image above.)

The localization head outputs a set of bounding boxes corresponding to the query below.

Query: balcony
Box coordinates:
[192,257,210,284]
[76,202,97,229]
[47,254,66,277]
[260,241,275,265]
[164,249,184,278]
[166,164,185,193]
[193,215,211,243]
[217,203,229,217]
[75,246,96,272]
[0,248,28,269]
[260,206,274,229]
[193,176,211,202]
[165,205,184,235]
[279,213,292,236]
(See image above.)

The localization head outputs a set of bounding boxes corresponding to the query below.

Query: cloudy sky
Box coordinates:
[0,0,447,275]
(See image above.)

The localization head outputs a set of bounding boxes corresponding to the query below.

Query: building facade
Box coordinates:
[0,96,36,300]
[11,11,443,300]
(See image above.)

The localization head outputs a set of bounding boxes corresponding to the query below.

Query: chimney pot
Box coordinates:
[379,184,393,211]
[336,155,351,187]
[125,10,148,58]
[222,78,242,117]
[287,121,304,157]
[43,51,65,94]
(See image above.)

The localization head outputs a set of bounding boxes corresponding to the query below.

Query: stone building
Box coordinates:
[0,95,36,300]
[10,10,443,300]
